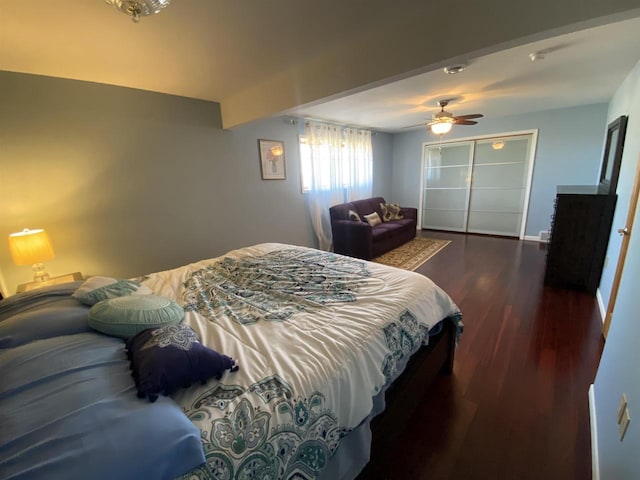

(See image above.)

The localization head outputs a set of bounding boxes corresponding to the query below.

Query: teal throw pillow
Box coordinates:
[88,294,184,339]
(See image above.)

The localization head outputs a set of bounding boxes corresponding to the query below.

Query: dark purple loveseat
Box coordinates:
[329,197,417,260]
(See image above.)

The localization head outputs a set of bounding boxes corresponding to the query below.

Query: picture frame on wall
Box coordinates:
[258,139,286,180]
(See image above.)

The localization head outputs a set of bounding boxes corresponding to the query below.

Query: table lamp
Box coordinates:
[8,228,55,282]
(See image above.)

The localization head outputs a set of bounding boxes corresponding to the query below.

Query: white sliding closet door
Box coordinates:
[420,134,534,237]
[421,142,474,231]
[467,136,532,236]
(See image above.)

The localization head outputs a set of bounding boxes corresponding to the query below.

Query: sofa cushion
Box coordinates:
[371,223,398,241]
[380,203,404,221]
[364,212,382,227]
[393,218,417,228]
[351,197,386,220]
[348,209,363,222]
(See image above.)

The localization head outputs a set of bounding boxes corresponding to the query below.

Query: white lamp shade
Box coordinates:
[8,229,55,266]
[430,121,453,135]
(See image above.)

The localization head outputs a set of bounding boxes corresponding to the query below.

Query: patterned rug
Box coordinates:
[372,237,451,271]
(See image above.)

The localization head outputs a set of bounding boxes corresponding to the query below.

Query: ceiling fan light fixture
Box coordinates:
[430,121,453,135]
[105,0,171,22]
[529,51,546,62]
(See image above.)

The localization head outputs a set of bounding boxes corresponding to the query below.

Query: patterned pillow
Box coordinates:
[363,212,382,227]
[73,276,152,306]
[88,294,184,339]
[348,209,362,222]
[380,203,404,221]
[126,324,239,402]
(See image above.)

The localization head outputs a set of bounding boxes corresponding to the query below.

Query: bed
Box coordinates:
[0,243,461,480]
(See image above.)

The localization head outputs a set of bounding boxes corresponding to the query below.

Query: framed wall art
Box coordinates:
[258,139,286,180]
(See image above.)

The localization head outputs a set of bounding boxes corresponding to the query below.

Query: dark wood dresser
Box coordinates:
[544,185,617,294]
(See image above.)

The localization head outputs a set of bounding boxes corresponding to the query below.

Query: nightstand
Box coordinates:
[16,272,84,293]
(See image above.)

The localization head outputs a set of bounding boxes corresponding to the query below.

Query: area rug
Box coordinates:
[372,237,451,271]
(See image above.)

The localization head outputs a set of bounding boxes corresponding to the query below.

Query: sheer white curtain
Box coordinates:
[303,120,372,251]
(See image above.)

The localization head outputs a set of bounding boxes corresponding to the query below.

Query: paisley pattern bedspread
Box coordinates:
[139,243,461,480]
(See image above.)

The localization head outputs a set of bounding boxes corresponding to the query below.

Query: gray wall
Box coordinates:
[391,103,608,237]
[372,131,394,201]
[593,59,640,479]
[0,72,392,294]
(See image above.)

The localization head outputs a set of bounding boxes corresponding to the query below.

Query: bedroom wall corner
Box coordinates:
[0,72,313,293]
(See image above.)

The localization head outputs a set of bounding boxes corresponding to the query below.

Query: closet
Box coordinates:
[420,133,535,238]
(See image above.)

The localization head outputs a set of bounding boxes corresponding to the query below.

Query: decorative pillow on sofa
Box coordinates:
[125,324,239,402]
[363,212,382,227]
[88,294,184,339]
[348,209,363,222]
[73,276,152,306]
[380,203,404,221]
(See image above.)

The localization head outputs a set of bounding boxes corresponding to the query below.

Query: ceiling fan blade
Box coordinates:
[454,120,478,125]
[401,122,429,129]
[454,113,484,120]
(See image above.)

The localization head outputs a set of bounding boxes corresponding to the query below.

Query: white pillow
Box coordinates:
[363,212,382,227]
[73,276,152,306]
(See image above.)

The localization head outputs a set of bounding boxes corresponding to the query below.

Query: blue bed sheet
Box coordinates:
[0,284,205,480]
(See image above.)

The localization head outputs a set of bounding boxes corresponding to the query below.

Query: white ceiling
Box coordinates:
[290,17,640,132]
[1,1,639,131]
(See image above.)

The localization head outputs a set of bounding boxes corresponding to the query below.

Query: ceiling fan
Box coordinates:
[406,100,484,135]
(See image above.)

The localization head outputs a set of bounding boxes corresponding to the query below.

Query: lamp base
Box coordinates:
[32,263,50,283]
[17,272,84,293]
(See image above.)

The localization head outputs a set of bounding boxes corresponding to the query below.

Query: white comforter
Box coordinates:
[140,243,459,479]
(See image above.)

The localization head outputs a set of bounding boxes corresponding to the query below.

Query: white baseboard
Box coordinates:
[589,384,600,480]
[596,289,606,324]
[523,235,547,242]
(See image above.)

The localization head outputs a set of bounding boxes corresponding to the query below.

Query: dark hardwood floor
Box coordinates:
[358,230,605,480]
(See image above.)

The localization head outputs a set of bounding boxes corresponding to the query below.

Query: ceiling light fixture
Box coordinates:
[529,51,546,62]
[443,64,466,75]
[429,100,455,135]
[430,120,454,135]
[492,140,505,150]
[105,0,171,23]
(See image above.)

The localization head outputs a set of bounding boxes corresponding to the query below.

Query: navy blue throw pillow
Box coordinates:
[126,324,239,402]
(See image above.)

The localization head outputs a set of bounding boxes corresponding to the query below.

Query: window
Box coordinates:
[298,126,372,196]
[299,120,373,251]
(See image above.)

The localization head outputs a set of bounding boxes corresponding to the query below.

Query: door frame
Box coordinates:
[420,129,538,239]
[603,154,640,338]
